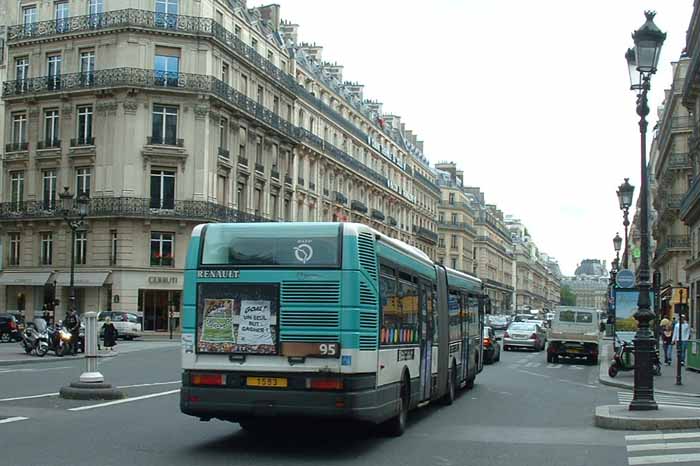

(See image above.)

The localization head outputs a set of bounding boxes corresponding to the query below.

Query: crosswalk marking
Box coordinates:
[618,392,700,409]
[509,362,586,370]
[0,416,28,424]
[626,430,700,465]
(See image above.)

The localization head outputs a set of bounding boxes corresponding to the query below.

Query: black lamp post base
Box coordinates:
[629,399,658,411]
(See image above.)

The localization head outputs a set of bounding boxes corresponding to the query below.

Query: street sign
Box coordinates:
[616,269,635,288]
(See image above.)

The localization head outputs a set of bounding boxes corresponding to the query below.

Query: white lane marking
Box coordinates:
[0,381,181,402]
[627,441,700,452]
[557,379,598,389]
[0,416,29,424]
[524,362,540,367]
[0,366,72,374]
[569,365,584,370]
[628,453,700,465]
[547,364,562,369]
[116,381,181,389]
[516,369,550,378]
[627,432,700,441]
[0,392,59,402]
[68,389,180,411]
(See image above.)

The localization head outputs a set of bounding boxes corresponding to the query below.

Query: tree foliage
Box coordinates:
[560,284,576,306]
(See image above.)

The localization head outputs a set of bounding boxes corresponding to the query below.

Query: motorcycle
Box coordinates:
[20,318,50,357]
[608,334,662,378]
[47,322,72,357]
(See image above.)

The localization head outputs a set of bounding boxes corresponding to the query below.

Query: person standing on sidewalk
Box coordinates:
[672,315,691,366]
[661,321,673,365]
[102,317,117,352]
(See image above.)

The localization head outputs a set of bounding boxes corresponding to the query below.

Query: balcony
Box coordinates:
[0,197,272,223]
[476,235,507,254]
[70,137,95,147]
[5,142,28,152]
[297,177,305,186]
[217,147,230,159]
[438,221,477,235]
[309,182,316,191]
[334,191,348,205]
[351,200,368,214]
[147,136,184,147]
[271,168,280,180]
[37,139,61,150]
[416,226,438,245]
[2,68,297,142]
[387,216,398,227]
[654,235,690,262]
[413,171,441,195]
[284,175,293,185]
[438,200,475,215]
[371,209,385,221]
[238,156,248,166]
[255,162,265,173]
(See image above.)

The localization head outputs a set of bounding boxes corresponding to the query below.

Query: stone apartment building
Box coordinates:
[0,0,439,329]
[652,55,692,315]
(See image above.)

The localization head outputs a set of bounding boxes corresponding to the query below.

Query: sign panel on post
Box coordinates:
[616,269,635,289]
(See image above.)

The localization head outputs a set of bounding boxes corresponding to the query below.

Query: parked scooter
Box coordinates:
[608,334,662,378]
[20,318,50,357]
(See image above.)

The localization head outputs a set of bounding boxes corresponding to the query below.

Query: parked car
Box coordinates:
[514,314,536,323]
[483,326,501,364]
[503,322,547,351]
[97,311,142,340]
[0,313,22,342]
[487,315,509,330]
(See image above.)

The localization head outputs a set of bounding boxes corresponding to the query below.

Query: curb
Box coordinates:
[0,355,84,367]
[595,405,700,430]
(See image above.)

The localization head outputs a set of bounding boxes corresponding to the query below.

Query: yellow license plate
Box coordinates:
[246,377,288,388]
[568,348,581,353]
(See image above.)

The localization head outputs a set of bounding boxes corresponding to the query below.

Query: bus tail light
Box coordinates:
[191,373,225,386]
[309,378,344,390]
[483,338,491,347]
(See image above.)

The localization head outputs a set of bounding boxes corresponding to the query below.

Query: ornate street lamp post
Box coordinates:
[617,179,635,269]
[59,187,90,314]
[613,232,623,264]
[625,11,666,411]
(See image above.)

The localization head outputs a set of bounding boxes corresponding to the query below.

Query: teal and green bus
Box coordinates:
[180,222,485,435]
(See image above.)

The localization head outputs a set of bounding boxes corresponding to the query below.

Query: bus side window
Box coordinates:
[380,272,399,345]
[468,296,480,337]
[398,279,419,344]
[431,286,439,344]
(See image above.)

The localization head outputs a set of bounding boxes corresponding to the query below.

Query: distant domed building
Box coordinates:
[562,258,609,310]
[574,259,608,279]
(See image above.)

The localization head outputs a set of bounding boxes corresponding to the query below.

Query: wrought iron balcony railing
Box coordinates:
[351,200,368,214]
[667,152,691,169]
[255,163,265,173]
[37,139,61,150]
[334,191,348,205]
[2,67,297,141]
[416,226,438,244]
[438,221,477,235]
[413,170,441,195]
[297,177,305,186]
[387,216,398,227]
[147,136,184,147]
[285,175,293,185]
[370,208,385,221]
[5,142,28,152]
[71,136,95,147]
[271,168,280,180]
[218,147,230,159]
[238,156,248,166]
[0,197,271,223]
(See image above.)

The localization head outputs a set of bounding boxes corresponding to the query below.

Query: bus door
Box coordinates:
[418,279,433,401]
[460,293,469,382]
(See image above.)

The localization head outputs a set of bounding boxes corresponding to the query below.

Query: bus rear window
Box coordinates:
[201,229,340,267]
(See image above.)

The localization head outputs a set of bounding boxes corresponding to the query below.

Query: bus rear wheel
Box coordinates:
[381,375,409,437]
[441,362,456,405]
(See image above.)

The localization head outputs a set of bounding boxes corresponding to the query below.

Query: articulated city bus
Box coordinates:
[180,222,485,436]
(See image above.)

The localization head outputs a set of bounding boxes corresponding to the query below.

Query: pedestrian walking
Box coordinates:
[672,314,691,366]
[661,320,673,365]
[102,317,117,351]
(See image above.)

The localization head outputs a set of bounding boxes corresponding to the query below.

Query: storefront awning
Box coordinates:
[0,271,53,286]
[54,272,110,288]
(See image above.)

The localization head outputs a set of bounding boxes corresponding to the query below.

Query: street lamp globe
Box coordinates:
[58,186,74,216]
[626,48,642,91]
[613,232,623,253]
[77,192,90,218]
[632,11,667,75]
[617,178,635,211]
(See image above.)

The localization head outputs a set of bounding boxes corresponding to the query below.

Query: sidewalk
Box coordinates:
[0,338,180,366]
[596,340,700,430]
[599,340,700,397]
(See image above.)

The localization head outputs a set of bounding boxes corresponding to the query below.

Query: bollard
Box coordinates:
[80,311,104,383]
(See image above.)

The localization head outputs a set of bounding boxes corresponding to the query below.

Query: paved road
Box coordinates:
[0,344,638,466]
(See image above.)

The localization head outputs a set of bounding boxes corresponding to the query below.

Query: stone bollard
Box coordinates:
[59,311,125,400]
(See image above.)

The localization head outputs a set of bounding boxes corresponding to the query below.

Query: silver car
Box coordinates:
[503,322,546,351]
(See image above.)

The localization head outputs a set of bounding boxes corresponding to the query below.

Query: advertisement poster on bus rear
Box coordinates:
[196,283,278,354]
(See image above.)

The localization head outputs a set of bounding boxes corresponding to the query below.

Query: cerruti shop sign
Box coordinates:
[147,276,179,285]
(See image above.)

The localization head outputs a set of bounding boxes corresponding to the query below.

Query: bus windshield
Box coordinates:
[201,224,341,267]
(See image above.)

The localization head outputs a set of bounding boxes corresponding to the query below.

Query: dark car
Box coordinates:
[0,313,22,342]
[483,326,501,364]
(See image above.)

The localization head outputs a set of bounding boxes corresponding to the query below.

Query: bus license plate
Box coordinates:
[246,377,288,388]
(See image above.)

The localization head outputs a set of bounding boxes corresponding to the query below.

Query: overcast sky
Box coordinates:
[262,0,693,276]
